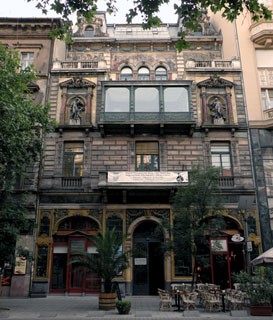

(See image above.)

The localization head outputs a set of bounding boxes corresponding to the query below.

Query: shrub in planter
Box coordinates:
[233,269,273,316]
[116,300,131,314]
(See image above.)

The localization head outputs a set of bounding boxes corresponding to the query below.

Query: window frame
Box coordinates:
[21,52,34,70]
[63,142,84,177]
[137,67,150,80]
[155,66,168,80]
[103,83,191,114]
[135,141,159,172]
[120,67,134,80]
[210,143,233,177]
[261,88,273,110]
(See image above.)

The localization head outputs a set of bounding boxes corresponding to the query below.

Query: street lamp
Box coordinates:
[238,195,255,274]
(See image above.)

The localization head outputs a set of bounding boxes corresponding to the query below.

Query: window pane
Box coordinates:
[155,67,167,80]
[135,142,159,171]
[21,52,34,69]
[120,67,133,80]
[211,144,232,176]
[138,67,150,80]
[135,88,159,112]
[164,87,189,112]
[63,143,83,177]
[105,88,130,112]
[261,89,273,110]
[136,155,159,171]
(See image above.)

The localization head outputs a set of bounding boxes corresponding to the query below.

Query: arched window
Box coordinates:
[120,67,133,80]
[84,26,94,37]
[155,67,167,80]
[138,67,150,80]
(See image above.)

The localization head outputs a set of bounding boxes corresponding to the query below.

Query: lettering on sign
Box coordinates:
[108,171,188,184]
[134,258,147,265]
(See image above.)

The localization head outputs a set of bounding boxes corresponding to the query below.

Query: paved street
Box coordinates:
[0,295,272,320]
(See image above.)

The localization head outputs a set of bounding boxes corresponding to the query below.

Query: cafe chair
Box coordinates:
[158,288,172,311]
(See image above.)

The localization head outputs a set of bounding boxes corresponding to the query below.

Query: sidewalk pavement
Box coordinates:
[0,295,270,320]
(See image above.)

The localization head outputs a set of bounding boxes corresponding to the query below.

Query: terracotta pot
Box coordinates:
[98,292,116,310]
[250,305,272,316]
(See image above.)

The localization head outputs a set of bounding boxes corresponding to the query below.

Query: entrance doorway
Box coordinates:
[50,216,101,294]
[133,220,164,295]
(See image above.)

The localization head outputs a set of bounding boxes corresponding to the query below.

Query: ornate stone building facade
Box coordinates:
[1,13,261,296]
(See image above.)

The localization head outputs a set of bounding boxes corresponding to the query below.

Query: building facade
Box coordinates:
[211,2,273,252]
[0,12,261,296]
[0,17,61,297]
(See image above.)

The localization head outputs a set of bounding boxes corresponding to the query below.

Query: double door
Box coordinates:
[133,240,164,295]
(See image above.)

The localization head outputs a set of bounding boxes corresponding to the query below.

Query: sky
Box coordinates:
[0,0,179,24]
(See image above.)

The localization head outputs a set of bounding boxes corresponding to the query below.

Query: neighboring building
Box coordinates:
[0,17,61,297]
[33,12,258,296]
[211,2,273,252]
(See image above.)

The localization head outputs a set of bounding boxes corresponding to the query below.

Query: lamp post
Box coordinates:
[238,196,255,274]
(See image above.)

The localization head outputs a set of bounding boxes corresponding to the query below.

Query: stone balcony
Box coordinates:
[185,59,241,70]
[250,20,273,45]
[52,60,108,70]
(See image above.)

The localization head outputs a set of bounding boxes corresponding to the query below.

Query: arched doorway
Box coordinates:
[50,215,101,294]
[133,220,164,295]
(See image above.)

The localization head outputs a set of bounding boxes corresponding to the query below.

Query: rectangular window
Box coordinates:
[135,88,159,112]
[164,87,189,112]
[63,142,84,177]
[261,89,273,110]
[262,147,273,196]
[21,52,34,70]
[136,142,159,171]
[105,88,130,112]
[211,143,232,176]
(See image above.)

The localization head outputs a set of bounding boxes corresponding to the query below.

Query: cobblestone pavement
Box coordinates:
[0,295,271,320]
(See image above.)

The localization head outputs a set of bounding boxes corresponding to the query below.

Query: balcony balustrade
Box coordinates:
[218,176,234,188]
[61,177,82,188]
[186,60,240,70]
[52,60,106,70]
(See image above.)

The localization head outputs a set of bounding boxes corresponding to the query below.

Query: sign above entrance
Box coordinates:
[107,171,188,184]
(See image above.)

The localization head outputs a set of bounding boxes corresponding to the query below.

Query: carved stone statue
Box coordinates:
[70,97,85,123]
[209,97,226,124]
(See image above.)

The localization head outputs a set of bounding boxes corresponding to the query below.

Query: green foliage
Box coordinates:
[71,228,130,293]
[0,43,54,268]
[26,0,272,49]
[116,300,131,314]
[233,269,273,306]
[165,166,223,280]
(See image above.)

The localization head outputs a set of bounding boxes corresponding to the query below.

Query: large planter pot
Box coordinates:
[99,292,117,310]
[250,305,272,316]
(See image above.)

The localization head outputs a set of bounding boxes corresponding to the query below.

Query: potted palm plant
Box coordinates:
[233,269,273,316]
[72,228,130,310]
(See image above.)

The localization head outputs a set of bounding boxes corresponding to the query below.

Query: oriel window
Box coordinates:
[63,142,84,177]
[136,142,159,171]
